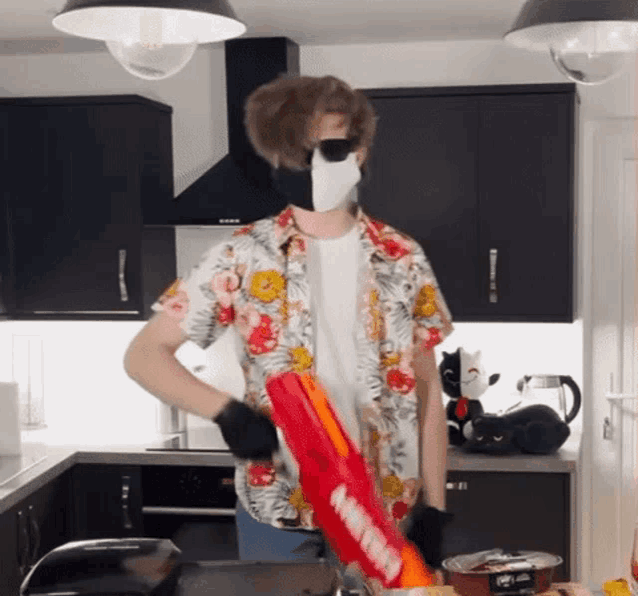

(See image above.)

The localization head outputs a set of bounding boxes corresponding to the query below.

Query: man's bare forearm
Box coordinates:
[414,347,448,510]
[420,378,448,510]
[124,339,232,420]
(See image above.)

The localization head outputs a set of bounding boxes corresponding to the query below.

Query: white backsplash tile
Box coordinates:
[0,318,583,446]
[1,320,157,445]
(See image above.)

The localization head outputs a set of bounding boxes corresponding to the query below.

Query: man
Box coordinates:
[124,74,453,590]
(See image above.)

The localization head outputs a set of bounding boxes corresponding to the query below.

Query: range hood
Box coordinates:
[165,37,299,225]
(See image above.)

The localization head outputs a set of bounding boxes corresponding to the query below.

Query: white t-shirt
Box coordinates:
[306,223,363,447]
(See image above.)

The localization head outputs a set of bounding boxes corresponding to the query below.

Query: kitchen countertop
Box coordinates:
[0,429,580,516]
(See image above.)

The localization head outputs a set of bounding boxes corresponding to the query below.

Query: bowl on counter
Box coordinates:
[443,549,563,596]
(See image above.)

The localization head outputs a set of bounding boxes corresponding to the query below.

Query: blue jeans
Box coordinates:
[235,498,327,561]
[235,499,366,591]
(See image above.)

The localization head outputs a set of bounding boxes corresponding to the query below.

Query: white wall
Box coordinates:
[1,35,632,587]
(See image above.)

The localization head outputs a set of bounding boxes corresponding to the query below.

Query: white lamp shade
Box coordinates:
[53,0,246,43]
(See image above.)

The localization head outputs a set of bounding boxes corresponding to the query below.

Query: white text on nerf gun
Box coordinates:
[330,483,403,582]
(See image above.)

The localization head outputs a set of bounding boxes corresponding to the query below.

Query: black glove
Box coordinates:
[404,497,455,569]
[213,399,279,460]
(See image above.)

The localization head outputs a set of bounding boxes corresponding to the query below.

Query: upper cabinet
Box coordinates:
[0,106,11,319]
[1,95,176,320]
[360,84,578,322]
[0,85,577,323]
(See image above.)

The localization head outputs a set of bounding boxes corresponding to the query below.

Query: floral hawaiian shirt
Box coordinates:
[153,205,453,531]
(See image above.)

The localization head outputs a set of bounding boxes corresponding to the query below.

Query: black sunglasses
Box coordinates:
[304,138,360,165]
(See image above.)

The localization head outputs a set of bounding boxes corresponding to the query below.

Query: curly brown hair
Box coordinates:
[244,74,377,171]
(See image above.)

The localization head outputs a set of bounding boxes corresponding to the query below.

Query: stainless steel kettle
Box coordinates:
[516,375,581,424]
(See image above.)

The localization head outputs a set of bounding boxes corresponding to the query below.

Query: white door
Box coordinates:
[584,120,638,591]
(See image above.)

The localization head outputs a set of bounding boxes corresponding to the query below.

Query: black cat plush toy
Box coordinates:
[464,404,571,455]
[439,348,500,446]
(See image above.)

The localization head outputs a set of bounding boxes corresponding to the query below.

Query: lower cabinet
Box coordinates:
[0,463,572,595]
[0,503,21,596]
[0,470,72,596]
[0,464,143,595]
[71,464,143,539]
[443,471,571,581]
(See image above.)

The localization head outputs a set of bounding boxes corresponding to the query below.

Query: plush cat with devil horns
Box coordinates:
[439,347,500,446]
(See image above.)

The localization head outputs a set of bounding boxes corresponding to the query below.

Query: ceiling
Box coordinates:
[0,0,526,53]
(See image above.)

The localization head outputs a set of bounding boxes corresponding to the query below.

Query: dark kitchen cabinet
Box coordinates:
[360,84,577,322]
[1,96,176,320]
[0,502,21,596]
[443,470,571,581]
[0,470,72,596]
[71,464,144,539]
[0,107,13,318]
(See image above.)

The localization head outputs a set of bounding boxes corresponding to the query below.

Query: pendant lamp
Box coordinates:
[504,0,638,85]
[53,0,246,80]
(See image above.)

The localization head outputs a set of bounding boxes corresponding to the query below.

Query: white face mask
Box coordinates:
[310,148,362,212]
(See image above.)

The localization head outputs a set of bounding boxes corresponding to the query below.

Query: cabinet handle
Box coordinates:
[28,505,41,567]
[489,248,498,304]
[446,481,468,491]
[142,506,237,516]
[118,249,129,303]
[17,510,30,578]
[122,475,134,530]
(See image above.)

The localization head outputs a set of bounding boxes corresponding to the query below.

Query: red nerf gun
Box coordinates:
[265,371,435,589]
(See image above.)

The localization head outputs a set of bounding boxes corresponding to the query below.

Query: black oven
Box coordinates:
[140,464,238,562]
